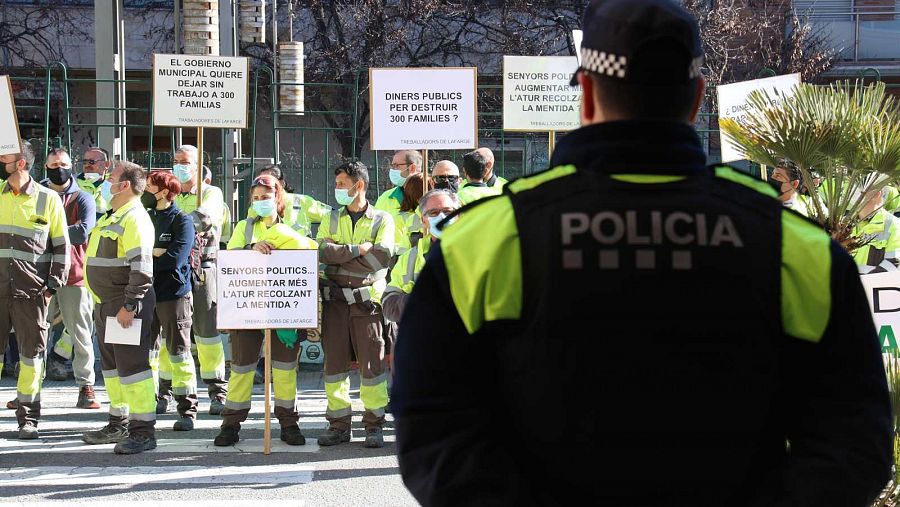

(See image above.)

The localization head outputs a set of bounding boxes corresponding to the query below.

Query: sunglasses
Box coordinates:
[433,175,459,182]
[83,159,104,165]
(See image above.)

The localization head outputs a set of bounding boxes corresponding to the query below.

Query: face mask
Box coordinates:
[46,166,71,186]
[252,198,277,218]
[434,179,459,193]
[173,164,194,184]
[0,161,14,181]
[141,190,163,209]
[334,188,355,206]
[389,169,407,187]
[100,181,123,202]
[82,172,102,183]
[427,213,456,239]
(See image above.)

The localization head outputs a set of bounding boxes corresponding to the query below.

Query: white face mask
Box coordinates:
[83,172,103,183]
[427,213,456,239]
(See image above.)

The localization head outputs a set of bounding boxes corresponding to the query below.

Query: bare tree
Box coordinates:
[0,2,94,73]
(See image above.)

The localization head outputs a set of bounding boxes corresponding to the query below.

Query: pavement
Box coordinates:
[0,367,416,506]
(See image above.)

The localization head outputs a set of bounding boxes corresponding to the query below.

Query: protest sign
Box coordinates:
[860,271,900,353]
[503,56,580,132]
[717,73,801,163]
[217,249,319,330]
[152,54,249,128]
[369,67,477,151]
[0,76,22,156]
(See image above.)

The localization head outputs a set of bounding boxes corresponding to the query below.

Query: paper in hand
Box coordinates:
[105,317,142,346]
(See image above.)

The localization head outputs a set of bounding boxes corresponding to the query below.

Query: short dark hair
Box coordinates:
[462,151,489,180]
[47,147,69,158]
[116,160,147,194]
[19,139,35,170]
[334,160,369,188]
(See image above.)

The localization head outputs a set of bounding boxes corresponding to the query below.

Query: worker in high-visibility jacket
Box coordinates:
[854,187,900,274]
[75,146,112,218]
[317,161,395,449]
[81,161,157,455]
[0,139,70,440]
[256,165,331,237]
[474,147,508,190]
[375,150,423,217]
[213,174,316,447]
[457,150,503,205]
[144,170,198,431]
[382,189,460,323]
[171,144,228,414]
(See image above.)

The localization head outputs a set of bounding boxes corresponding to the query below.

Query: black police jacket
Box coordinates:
[392,120,892,507]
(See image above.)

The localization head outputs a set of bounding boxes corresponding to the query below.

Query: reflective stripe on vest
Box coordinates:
[35,191,48,216]
[244,217,257,246]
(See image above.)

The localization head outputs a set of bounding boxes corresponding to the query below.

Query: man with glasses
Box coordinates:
[375,150,422,216]
[431,160,461,194]
[0,139,71,440]
[383,189,461,323]
[76,147,113,218]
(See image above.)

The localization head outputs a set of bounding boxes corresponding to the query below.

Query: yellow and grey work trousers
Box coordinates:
[0,296,50,427]
[221,329,301,430]
[192,265,227,401]
[321,298,388,431]
[49,286,96,386]
[96,290,157,436]
[151,295,198,418]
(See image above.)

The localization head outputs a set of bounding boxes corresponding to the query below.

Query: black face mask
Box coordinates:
[46,167,72,186]
[141,190,160,209]
[435,179,459,193]
[0,162,12,181]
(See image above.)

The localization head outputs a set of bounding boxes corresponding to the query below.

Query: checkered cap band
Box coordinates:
[582,48,627,79]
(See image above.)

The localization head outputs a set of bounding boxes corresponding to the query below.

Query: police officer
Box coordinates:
[0,140,70,439]
[392,1,892,505]
[171,144,228,414]
[81,161,157,454]
[316,161,394,449]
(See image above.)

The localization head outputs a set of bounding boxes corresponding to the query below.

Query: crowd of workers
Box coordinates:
[0,137,506,454]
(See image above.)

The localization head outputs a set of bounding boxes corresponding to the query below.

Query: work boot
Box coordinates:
[280,425,306,446]
[213,426,240,446]
[156,394,175,414]
[114,434,157,454]
[76,385,101,409]
[6,398,17,410]
[82,423,128,445]
[173,417,194,431]
[317,427,351,447]
[17,422,39,440]
[46,356,68,381]
[363,427,384,449]
[209,398,225,416]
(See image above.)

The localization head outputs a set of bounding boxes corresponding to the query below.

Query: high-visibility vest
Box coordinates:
[384,235,431,297]
[84,198,154,304]
[227,217,317,251]
[854,208,900,274]
[175,185,225,261]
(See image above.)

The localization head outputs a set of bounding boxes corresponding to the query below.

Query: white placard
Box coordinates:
[105,317,142,346]
[152,54,249,128]
[0,76,22,156]
[216,250,319,330]
[503,56,581,132]
[369,67,477,151]
[861,271,900,352]
[572,30,584,64]
[717,73,801,163]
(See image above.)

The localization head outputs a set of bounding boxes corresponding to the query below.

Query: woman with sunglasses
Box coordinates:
[214,175,317,447]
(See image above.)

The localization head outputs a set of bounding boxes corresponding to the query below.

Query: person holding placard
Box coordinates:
[393,0,891,504]
[76,147,112,218]
[82,161,158,455]
[317,161,395,449]
[0,139,71,440]
[256,164,332,237]
[382,189,461,323]
[213,174,316,447]
[457,150,502,205]
[172,144,229,415]
[144,170,199,431]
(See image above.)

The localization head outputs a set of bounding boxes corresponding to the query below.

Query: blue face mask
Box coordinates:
[99,180,117,202]
[389,169,407,187]
[427,213,456,239]
[252,198,277,218]
[173,164,194,184]
[335,188,355,206]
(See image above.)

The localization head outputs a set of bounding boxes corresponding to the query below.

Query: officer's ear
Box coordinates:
[688,77,707,124]
[578,72,597,126]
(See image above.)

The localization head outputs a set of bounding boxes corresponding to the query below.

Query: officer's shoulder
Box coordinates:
[709,165,778,198]
[504,164,579,195]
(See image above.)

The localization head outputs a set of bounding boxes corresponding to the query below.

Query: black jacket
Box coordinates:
[393,121,892,506]
[149,204,194,302]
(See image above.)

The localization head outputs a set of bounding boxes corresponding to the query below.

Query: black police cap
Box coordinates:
[572,0,704,86]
